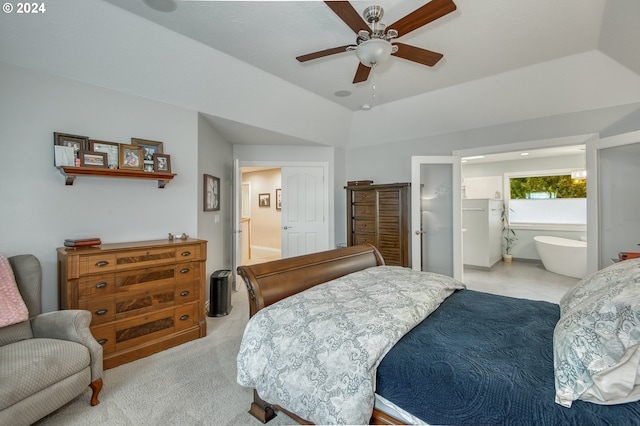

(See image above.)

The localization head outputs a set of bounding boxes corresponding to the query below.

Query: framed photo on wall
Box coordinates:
[119,144,144,170]
[90,140,119,168]
[78,151,107,168]
[259,193,270,207]
[132,138,164,171]
[153,154,171,173]
[276,188,282,211]
[204,174,220,211]
[54,132,89,158]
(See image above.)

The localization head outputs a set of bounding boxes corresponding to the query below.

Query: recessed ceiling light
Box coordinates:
[461,155,485,161]
[334,90,352,97]
[520,152,529,156]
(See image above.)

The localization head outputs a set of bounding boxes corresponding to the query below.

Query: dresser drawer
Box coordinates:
[81,254,117,275]
[175,244,201,262]
[175,302,198,332]
[114,284,176,320]
[353,219,375,233]
[175,262,200,283]
[353,234,376,245]
[79,296,116,325]
[78,273,115,300]
[175,281,199,303]
[91,323,116,354]
[116,247,176,269]
[354,204,376,218]
[351,190,376,204]
[115,264,176,291]
[114,308,176,352]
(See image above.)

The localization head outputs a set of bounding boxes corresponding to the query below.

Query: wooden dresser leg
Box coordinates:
[248,389,277,423]
[89,378,103,406]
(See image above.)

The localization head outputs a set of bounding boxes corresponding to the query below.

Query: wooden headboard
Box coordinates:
[237,244,385,318]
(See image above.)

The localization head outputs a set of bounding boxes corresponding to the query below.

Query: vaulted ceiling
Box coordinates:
[2,0,640,148]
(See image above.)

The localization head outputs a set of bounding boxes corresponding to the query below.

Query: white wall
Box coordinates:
[197,116,234,296]
[0,63,200,312]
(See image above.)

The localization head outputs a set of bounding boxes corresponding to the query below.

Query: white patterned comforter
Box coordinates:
[237,265,465,424]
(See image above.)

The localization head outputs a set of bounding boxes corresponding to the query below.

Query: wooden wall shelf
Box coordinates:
[59,166,176,188]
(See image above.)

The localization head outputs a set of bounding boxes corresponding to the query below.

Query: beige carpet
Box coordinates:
[35,285,296,426]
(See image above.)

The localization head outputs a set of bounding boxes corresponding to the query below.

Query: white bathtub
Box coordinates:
[534,236,587,279]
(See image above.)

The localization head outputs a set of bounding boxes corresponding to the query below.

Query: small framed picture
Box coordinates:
[204,174,220,212]
[78,151,107,168]
[276,188,282,211]
[153,154,171,173]
[54,132,89,158]
[90,140,119,169]
[132,138,163,171]
[119,144,144,170]
[259,193,270,207]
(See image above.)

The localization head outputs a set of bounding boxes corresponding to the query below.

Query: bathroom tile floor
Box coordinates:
[463,260,579,304]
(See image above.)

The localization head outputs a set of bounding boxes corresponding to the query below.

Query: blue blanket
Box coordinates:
[376,289,640,425]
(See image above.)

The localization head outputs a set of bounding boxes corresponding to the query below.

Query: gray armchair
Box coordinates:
[0,254,103,426]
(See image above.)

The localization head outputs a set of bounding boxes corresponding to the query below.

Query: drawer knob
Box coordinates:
[95,309,108,316]
[181,251,191,256]
[180,290,190,297]
[95,260,109,267]
[180,268,190,274]
[97,338,108,345]
[95,282,107,289]
[179,314,189,321]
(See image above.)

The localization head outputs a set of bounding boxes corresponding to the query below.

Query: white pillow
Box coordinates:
[554,261,640,407]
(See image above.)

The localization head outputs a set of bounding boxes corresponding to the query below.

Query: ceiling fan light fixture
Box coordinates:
[355,39,392,67]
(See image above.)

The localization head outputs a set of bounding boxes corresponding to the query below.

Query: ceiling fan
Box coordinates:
[297,0,457,84]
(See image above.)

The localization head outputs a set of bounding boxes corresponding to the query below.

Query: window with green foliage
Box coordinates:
[506,170,587,226]
[510,175,586,199]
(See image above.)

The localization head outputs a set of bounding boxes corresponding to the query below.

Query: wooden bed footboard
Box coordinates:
[237,244,401,425]
[237,243,385,318]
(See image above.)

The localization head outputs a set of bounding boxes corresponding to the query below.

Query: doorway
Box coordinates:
[232,161,330,283]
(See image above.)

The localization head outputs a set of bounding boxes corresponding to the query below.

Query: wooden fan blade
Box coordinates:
[389,0,457,37]
[392,43,443,67]
[296,45,351,62]
[324,1,369,34]
[353,63,371,84]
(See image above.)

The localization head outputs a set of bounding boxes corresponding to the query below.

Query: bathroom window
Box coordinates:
[505,169,587,227]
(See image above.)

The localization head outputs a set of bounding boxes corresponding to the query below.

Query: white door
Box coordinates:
[411,156,462,281]
[586,130,640,272]
[281,166,328,258]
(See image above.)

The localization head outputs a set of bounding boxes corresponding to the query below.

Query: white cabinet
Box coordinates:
[462,199,503,269]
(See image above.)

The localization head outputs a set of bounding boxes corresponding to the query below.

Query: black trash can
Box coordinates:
[208,269,232,317]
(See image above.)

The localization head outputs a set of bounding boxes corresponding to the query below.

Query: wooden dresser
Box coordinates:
[345,182,410,267]
[57,238,207,369]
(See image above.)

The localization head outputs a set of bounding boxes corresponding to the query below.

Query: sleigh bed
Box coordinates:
[236,244,640,425]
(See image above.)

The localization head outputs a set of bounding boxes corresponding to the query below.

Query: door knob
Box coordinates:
[415,230,424,235]
[283,226,293,230]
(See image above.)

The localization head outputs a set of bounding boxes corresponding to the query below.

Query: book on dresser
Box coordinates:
[57,238,207,369]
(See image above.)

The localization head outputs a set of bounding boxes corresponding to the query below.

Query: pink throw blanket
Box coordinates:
[0,254,29,327]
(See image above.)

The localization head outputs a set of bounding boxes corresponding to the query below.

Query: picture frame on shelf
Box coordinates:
[204,174,220,212]
[153,154,171,173]
[259,193,270,207]
[78,151,107,168]
[119,144,144,170]
[132,138,164,171]
[54,132,89,158]
[276,188,282,211]
[90,140,119,169]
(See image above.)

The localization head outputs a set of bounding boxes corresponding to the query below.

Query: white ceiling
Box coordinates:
[104,0,611,112]
[2,0,640,149]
